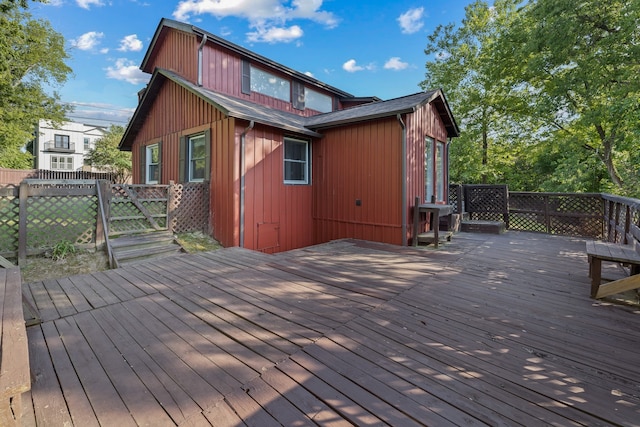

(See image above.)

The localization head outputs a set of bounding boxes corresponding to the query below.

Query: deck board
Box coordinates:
[23,232,640,426]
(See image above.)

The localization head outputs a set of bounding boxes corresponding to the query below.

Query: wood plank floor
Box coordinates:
[21,232,640,426]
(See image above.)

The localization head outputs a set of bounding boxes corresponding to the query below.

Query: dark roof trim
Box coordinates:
[304,89,460,138]
[119,68,322,150]
[141,18,354,99]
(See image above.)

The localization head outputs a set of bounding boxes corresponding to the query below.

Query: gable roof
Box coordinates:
[306,90,460,137]
[142,18,353,99]
[120,68,460,150]
[119,68,321,150]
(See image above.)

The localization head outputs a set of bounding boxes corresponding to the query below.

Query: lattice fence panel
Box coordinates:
[0,185,19,255]
[509,193,547,231]
[171,182,209,233]
[464,185,508,214]
[448,184,462,213]
[109,184,169,234]
[26,194,97,249]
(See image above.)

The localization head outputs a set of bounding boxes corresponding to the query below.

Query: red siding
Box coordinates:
[131,82,238,248]
[144,29,198,82]
[242,124,314,253]
[313,117,404,246]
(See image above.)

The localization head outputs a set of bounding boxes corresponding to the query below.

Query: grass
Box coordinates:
[21,231,222,284]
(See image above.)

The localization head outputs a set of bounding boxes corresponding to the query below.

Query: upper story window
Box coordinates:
[250,66,290,102]
[84,137,90,150]
[284,137,310,185]
[304,88,332,113]
[55,134,70,149]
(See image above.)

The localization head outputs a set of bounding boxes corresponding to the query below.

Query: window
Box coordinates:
[51,156,73,170]
[55,134,70,149]
[188,134,206,182]
[284,137,310,184]
[84,137,90,150]
[436,141,445,202]
[304,88,332,113]
[425,137,434,203]
[249,66,290,102]
[146,144,159,184]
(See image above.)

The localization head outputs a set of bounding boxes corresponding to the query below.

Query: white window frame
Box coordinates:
[188,133,206,182]
[425,136,434,203]
[146,144,159,184]
[51,155,73,171]
[436,141,445,202]
[284,137,310,185]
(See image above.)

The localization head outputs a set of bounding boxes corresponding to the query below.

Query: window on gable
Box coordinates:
[188,134,206,182]
[284,137,310,185]
[249,66,291,102]
[146,143,160,184]
[304,88,332,113]
[51,156,73,171]
[55,134,70,149]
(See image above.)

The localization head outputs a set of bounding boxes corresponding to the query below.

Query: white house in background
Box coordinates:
[33,120,106,172]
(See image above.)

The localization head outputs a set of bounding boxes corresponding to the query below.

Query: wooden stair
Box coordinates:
[110,231,184,267]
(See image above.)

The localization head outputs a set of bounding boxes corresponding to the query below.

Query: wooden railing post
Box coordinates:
[168,180,176,233]
[18,181,29,266]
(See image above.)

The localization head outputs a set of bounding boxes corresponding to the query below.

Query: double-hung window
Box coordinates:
[188,134,206,182]
[284,137,310,185]
[146,144,159,184]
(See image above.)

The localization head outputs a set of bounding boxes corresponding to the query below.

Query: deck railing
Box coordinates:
[449,184,640,247]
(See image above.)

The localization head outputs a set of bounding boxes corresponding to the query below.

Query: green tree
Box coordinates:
[0,1,72,168]
[86,125,132,183]
[497,0,640,196]
[421,0,527,185]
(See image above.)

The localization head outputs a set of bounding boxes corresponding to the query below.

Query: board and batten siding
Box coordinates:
[131,81,238,248]
[312,117,404,245]
[143,29,198,82]
[241,124,314,253]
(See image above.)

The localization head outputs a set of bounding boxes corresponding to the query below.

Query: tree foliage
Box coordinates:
[423,0,640,197]
[86,126,132,183]
[0,0,72,168]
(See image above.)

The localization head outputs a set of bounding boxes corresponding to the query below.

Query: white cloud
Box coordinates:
[77,0,104,9]
[46,0,64,6]
[71,31,104,51]
[247,25,303,43]
[173,0,338,43]
[384,57,408,71]
[304,71,314,78]
[118,34,143,52]
[106,58,149,85]
[398,7,424,34]
[342,59,375,73]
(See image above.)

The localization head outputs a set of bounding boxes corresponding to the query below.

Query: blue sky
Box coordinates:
[31,0,471,127]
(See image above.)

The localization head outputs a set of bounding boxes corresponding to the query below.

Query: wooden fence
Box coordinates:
[449,184,640,247]
[0,180,209,263]
[0,167,118,183]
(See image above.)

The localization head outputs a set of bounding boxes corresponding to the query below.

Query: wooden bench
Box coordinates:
[586,241,640,299]
[0,267,30,426]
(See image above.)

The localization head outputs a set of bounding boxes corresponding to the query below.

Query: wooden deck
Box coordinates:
[20,232,640,426]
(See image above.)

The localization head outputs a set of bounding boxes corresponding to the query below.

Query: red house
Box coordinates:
[120,18,459,253]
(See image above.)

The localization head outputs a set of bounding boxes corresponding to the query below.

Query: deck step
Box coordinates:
[461,220,506,234]
[110,231,184,266]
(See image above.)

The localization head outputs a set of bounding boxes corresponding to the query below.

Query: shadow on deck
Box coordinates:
[21,232,640,426]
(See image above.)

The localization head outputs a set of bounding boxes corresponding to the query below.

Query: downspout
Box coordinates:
[239,120,254,248]
[197,33,207,86]
[397,114,407,246]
